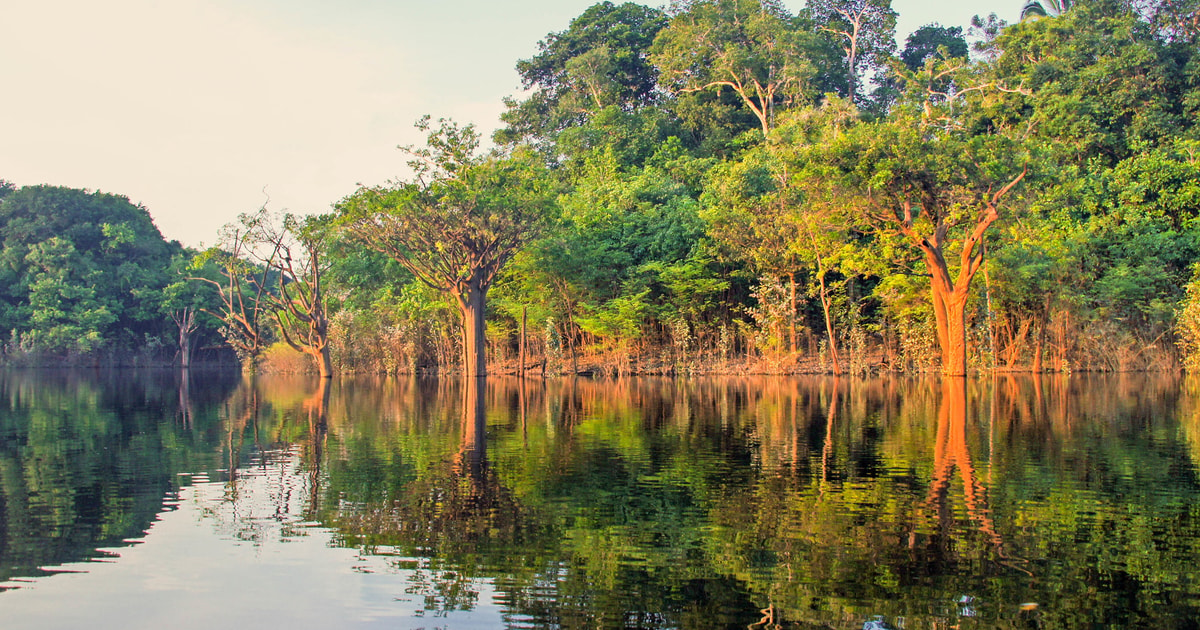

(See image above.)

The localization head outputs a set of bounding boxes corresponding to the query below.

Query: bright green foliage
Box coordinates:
[651,0,826,137]
[1176,265,1200,370]
[976,5,1200,370]
[503,138,721,360]
[341,117,559,376]
[989,1,1190,163]
[21,237,115,354]
[0,185,180,359]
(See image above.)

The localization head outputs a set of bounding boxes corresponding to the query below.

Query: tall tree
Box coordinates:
[243,210,334,378]
[651,0,818,137]
[341,117,557,377]
[806,0,897,103]
[811,59,1029,376]
[498,2,668,144]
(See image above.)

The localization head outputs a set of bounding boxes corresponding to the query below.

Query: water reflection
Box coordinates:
[2,372,1200,629]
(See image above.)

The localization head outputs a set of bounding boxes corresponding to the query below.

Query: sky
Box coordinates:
[0,0,1014,248]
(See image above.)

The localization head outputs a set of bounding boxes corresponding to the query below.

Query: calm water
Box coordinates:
[1,371,1200,629]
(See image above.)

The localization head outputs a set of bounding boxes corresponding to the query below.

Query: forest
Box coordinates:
[1,0,1198,377]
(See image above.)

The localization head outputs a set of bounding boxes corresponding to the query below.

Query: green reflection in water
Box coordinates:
[0,369,239,585]
[3,372,1200,629]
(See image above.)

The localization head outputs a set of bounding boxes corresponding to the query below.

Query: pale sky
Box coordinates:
[0,0,1013,248]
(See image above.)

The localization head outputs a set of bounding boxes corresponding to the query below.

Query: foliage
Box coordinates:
[498,1,668,144]
[900,24,969,71]
[7,0,1200,374]
[0,185,183,361]
[650,0,828,136]
[341,117,558,376]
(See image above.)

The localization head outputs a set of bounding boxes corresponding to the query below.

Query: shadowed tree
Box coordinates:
[341,117,558,377]
[900,24,968,71]
[498,1,668,144]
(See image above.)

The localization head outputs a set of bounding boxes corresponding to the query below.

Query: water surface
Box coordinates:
[1,371,1199,629]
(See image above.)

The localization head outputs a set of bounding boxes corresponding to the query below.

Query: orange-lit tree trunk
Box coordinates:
[898,170,1026,377]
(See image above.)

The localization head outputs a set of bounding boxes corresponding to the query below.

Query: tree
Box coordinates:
[989,0,1188,165]
[342,117,558,377]
[704,100,860,371]
[651,0,819,137]
[810,59,1029,376]
[161,253,215,369]
[191,218,279,374]
[21,237,116,355]
[0,185,178,360]
[498,2,668,144]
[900,24,968,71]
[806,0,897,103]
[1131,0,1200,43]
[245,210,335,378]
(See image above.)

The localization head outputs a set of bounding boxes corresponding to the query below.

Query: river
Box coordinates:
[1,371,1197,628]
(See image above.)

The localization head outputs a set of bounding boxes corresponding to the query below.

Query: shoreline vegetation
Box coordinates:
[2,0,1198,378]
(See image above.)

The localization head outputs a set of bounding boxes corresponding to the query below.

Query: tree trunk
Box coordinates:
[312,345,334,379]
[1033,313,1047,374]
[900,170,1025,377]
[519,305,528,378]
[179,328,192,369]
[175,307,196,369]
[817,272,842,375]
[788,273,798,355]
[944,293,970,377]
[454,377,487,484]
[454,277,489,378]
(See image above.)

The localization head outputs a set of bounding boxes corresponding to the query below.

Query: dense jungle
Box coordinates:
[1,0,1198,377]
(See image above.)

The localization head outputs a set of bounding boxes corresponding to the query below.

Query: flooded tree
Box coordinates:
[341,117,557,377]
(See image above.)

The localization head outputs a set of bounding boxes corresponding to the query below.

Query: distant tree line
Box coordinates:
[3,0,1198,376]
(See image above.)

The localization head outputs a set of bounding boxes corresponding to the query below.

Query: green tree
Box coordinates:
[342,117,558,377]
[807,0,897,102]
[498,2,668,144]
[160,252,219,369]
[0,185,178,360]
[900,24,968,71]
[809,59,1029,375]
[651,0,819,137]
[21,237,116,355]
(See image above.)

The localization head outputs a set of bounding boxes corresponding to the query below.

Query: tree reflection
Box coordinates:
[923,378,1004,553]
[0,370,234,587]
[303,377,329,515]
[14,372,1194,627]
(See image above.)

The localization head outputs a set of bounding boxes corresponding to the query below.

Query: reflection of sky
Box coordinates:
[1,449,505,630]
